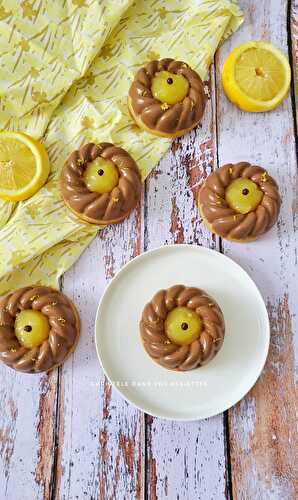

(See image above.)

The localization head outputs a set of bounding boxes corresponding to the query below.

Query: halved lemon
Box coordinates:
[0,131,50,201]
[222,41,291,112]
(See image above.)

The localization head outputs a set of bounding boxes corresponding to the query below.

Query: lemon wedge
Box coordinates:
[0,131,50,201]
[222,41,291,112]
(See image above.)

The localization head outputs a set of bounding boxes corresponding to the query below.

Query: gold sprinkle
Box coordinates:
[260,172,268,182]
[233,215,237,221]
[181,63,188,68]
[208,303,214,307]
[137,88,148,97]
[30,294,39,302]
[229,167,233,175]
[213,338,222,343]
[31,358,37,362]
[10,348,16,353]
[190,99,195,110]
[161,102,170,110]
[164,340,171,344]
[57,317,66,325]
[77,159,85,166]
[51,302,57,306]
[112,197,119,203]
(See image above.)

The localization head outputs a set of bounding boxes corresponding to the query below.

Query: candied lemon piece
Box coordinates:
[15,310,50,348]
[151,71,189,105]
[225,178,263,214]
[165,307,201,346]
[83,157,119,194]
[222,41,291,112]
[0,131,50,201]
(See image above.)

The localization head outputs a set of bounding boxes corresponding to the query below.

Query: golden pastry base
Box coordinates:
[62,193,137,226]
[197,199,260,243]
[128,97,200,139]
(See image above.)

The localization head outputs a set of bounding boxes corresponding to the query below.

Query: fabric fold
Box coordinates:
[0,0,243,294]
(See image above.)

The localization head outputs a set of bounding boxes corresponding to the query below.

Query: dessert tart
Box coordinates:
[128,58,206,138]
[0,286,80,373]
[140,285,225,371]
[61,142,142,225]
[198,162,281,242]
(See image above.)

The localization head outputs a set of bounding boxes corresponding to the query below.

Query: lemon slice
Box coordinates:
[222,41,291,112]
[0,131,50,201]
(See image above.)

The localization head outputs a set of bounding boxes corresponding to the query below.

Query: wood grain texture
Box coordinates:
[216,1,298,498]
[0,368,58,499]
[291,0,298,124]
[144,70,227,500]
[56,204,145,500]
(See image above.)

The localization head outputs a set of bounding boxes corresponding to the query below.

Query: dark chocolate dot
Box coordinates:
[97,169,104,176]
[242,188,249,195]
[167,77,173,85]
[24,325,32,332]
[181,322,188,331]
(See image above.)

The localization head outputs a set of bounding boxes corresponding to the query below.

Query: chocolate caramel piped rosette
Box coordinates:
[140,285,225,371]
[198,162,281,242]
[61,142,142,225]
[129,58,206,138]
[0,286,80,373]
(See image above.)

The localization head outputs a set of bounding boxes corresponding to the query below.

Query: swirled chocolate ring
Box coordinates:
[0,286,80,373]
[60,142,142,225]
[128,58,206,138]
[198,162,281,242]
[140,285,225,371]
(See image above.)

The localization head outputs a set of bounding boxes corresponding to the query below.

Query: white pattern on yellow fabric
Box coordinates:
[0,0,243,294]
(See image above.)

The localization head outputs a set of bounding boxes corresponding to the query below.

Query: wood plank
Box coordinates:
[144,69,228,500]
[290,0,298,121]
[55,204,145,499]
[215,0,298,498]
[0,368,58,499]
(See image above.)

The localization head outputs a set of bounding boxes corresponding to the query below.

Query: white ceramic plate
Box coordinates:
[95,245,269,420]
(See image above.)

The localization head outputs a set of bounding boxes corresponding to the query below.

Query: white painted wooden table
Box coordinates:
[0,1,297,499]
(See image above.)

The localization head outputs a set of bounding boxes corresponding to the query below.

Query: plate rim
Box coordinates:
[94,244,270,421]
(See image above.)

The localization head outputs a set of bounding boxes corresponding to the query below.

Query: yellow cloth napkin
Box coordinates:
[0,0,243,295]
